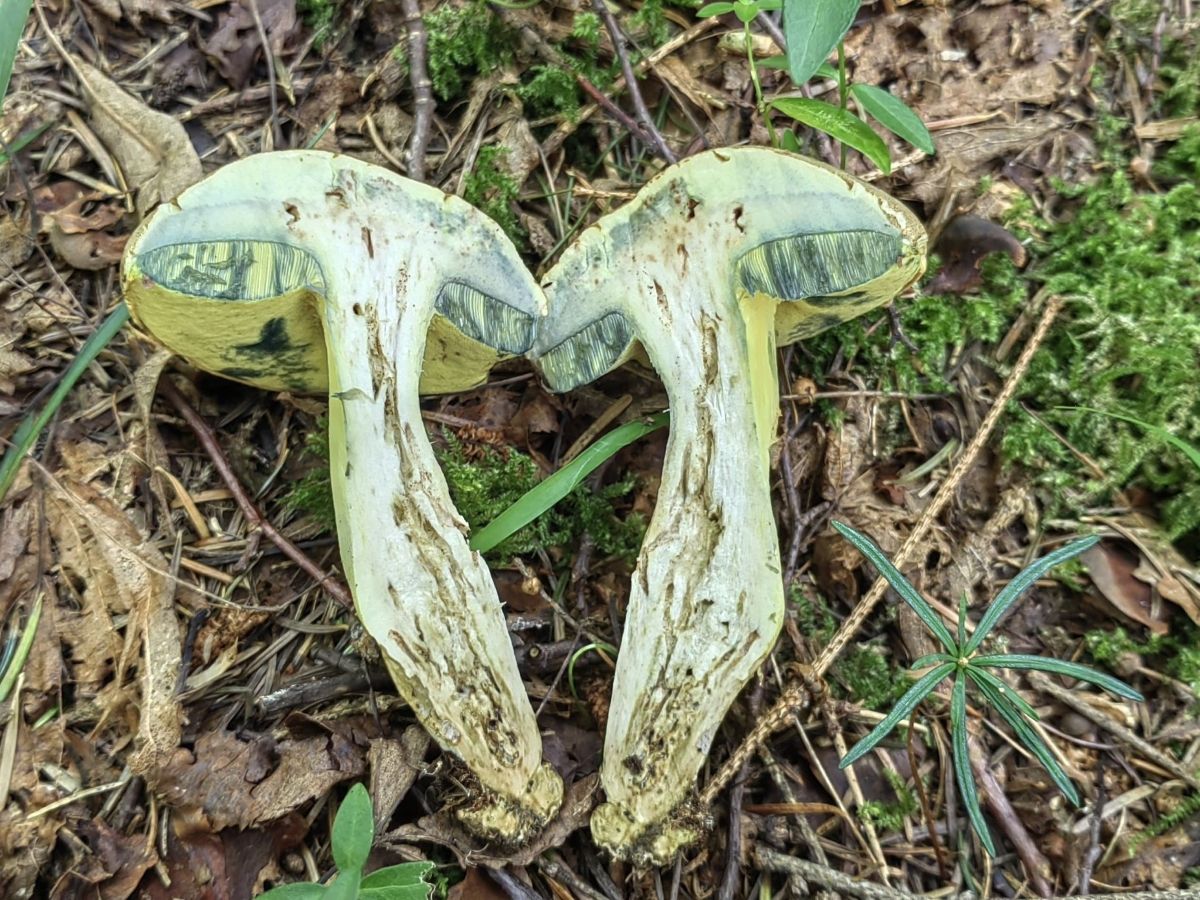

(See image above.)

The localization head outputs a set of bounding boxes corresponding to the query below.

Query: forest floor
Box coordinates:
[2,0,1200,896]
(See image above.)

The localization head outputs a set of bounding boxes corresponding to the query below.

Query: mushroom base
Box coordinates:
[590,798,713,866]
[454,763,565,846]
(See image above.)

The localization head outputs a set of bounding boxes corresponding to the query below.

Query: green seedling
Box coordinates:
[834,521,1143,856]
[259,783,435,900]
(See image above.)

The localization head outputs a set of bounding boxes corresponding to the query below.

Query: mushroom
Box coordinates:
[122,151,563,843]
[532,147,927,863]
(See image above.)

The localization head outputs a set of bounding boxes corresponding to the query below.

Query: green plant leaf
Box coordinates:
[782,0,859,85]
[908,652,953,670]
[323,872,361,900]
[696,1,735,16]
[1,0,33,105]
[1059,406,1200,472]
[967,669,1081,807]
[975,654,1144,701]
[957,595,967,649]
[0,302,131,503]
[257,885,327,900]
[848,83,935,155]
[771,98,891,173]
[470,413,668,554]
[831,522,958,652]
[840,661,953,767]
[964,665,1038,721]
[964,536,1100,654]
[567,641,618,699]
[360,887,435,900]
[0,592,42,704]
[361,863,437,890]
[331,784,373,874]
[951,673,996,856]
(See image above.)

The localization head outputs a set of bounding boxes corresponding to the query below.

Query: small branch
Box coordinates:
[589,0,677,164]
[755,846,916,900]
[400,0,435,181]
[247,0,282,149]
[157,377,355,611]
[577,75,657,148]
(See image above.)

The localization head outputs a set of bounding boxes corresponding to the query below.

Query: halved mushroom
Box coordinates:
[122,151,562,843]
[533,147,927,864]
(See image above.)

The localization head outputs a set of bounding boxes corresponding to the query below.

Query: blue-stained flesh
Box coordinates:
[735,229,900,303]
[538,312,634,392]
[435,281,536,354]
[138,240,326,300]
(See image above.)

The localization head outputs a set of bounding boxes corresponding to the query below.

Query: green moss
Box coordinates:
[297,0,337,46]
[1085,624,1200,695]
[834,643,910,712]
[859,769,919,831]
[629,0,669,47]
[426,0,515,101]
[789,585,838,642]
[462,146,525,248]
[517,65,581,119]
[282,420,645,565]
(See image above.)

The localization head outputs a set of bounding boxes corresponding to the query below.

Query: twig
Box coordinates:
[247,0,282,149]
[716,757,751,900]
[968,734,1052,897]
[702,293,1065,804]
[400,0,434,180]
[156,377,355,611]
[577,75,657,147]
[755,846,916,900]
[588,0,677,164]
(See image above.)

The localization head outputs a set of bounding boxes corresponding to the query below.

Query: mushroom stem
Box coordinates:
[122,152,562,842]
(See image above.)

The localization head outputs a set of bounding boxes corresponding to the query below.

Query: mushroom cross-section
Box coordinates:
[532,147,927,864]
[122,150,562,843]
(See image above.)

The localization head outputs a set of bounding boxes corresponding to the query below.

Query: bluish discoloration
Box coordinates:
[735,230,901,301]
[435,281,536,354]
[138,239,325,301]
[537,311,634,392]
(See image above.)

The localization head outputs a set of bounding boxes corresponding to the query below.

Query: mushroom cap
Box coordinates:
[122,151,542,395]
[532,147,927,392]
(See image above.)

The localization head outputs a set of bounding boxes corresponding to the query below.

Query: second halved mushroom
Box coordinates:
[123,151,562,843]
[533,147,927,864]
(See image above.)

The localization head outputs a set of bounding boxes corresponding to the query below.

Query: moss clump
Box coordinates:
[517,66,581,120]
[426,0,515,101]
[438,433,645,563]
[297,0,337,46]
[789,585,838,642]
[282,421,645,565]
[463,146,524,248]
[833,643,910,712]
[1085,624,1200,696]
[859,769,919,831]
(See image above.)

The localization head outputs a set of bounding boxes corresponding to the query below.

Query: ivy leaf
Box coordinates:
[782,0,859,85]
[771,98,890,173]
[849,83,935,155]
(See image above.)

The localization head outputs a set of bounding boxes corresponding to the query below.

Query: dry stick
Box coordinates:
[588,0,677,164]
[400,0,434,181]
[541,18,719,158]
[702,293,1065,805]
[577,76,658,147]
[755,846,917,900]
[156,377,355,612]
[247,0,281,149]
[1028,670,1200,791]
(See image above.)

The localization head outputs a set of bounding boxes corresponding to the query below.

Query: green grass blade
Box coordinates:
[0,302,131,503]
[840,661,953,767]
[0,591,42,704]
[831,521,958,652]
[469,412,667,554]
[951,673,996,856]
[964,665,1038,721]
[771,98,891,174]
[968,668,1080,807]
[1059,406,1200,472]
[0,119,51,167]
[964,536,1099,654]
[975,654,1144,701]
[1,0,33,105]
[848,83,935,156]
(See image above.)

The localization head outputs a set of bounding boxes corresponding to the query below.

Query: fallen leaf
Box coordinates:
[48,227,127,270]
[201,0,300,89]
[69,818,159,900]
[1081,544,1169,635]
[76,61,202,216]
[448,868,509,900]
[151,730,366,833]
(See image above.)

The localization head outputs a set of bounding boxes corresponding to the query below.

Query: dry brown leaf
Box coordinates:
[76,62,202,216]
[1081,544,1169,635]
[152,729,367,833]
[45,477,181,768]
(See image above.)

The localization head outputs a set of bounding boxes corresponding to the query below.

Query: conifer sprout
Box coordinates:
[533,147,927,864]
[122,151,562,843]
